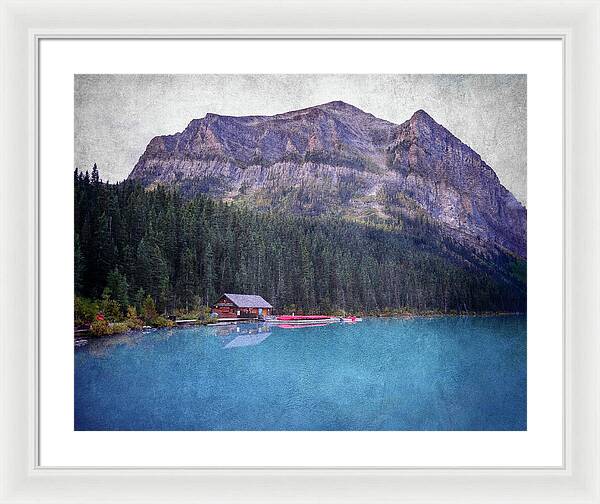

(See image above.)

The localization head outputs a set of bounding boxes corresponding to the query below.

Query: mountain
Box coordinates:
[128,101,526,260]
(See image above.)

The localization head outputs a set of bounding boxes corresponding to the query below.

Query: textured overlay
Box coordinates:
[75,74,526,205]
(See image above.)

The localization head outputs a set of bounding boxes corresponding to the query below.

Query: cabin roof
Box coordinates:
[222,293,273,309]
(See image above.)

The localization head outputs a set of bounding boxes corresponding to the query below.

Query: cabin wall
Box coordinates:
[212,306,237,318]
[242,307,272,316]
[211,305,272,319]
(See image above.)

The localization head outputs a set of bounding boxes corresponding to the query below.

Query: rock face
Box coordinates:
[386,110,526,258]
[128,101,526,259]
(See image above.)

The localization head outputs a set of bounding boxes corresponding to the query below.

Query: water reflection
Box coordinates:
[275,323,330,329]
[75,320,340,356]
[224,332,271,348]
[73,319,343,358]
[76,328,176,357]
[217,323,272,349]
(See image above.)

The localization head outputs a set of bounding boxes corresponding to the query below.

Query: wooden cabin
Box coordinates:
[211,293,273,319]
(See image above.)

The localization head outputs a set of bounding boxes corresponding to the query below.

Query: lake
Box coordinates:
[74,316,526,431]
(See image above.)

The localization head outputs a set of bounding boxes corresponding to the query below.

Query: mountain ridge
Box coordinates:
[128,101,526,259]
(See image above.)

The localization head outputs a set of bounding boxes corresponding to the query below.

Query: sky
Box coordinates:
[75,74,527,205]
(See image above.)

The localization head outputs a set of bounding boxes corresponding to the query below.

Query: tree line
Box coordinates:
[74,164,526,320]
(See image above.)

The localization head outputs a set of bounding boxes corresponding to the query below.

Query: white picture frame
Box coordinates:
[1,0,598,502]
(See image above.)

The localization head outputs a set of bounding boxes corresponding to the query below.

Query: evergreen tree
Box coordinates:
[91,163,100,186]
[202,242,216,306]
[73,167,527,316]
[74,233,85,295]
[106,267,129,313]
[141,294,158,323]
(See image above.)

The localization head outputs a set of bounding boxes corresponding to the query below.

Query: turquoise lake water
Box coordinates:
[74,316,526,431]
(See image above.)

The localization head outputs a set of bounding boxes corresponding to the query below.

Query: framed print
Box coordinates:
[1,1,599,503]
[43,40,560,468]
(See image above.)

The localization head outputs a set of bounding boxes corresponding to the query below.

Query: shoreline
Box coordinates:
[74,311,525,339]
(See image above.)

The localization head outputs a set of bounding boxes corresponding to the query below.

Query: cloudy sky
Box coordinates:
[75,74,526,204]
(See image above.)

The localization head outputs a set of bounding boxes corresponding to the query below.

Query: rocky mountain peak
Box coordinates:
[315,100,366,113]
[410,108,435,123]
[128,102,526,259]
[403,108,451,140]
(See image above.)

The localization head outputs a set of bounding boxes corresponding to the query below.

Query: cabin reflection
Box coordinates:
[217,323,272,349]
